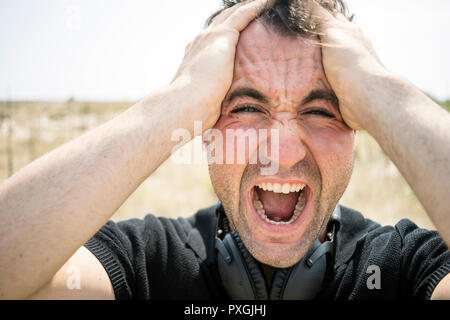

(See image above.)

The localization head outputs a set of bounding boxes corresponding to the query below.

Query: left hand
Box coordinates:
[312,3,389,130]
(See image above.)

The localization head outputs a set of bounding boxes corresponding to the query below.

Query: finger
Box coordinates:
[334,12,349,23]
[222,0,273,32]
[310,2,346,47]
[208,0,252,28]
[310,1,338,32]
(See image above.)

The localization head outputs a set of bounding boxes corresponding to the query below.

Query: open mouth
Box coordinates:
[251,182,310,226]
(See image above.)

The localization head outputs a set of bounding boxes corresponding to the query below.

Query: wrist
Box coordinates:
[168,77,221,133]
[344,68,406,132]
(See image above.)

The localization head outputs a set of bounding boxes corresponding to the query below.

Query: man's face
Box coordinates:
[208,20,355,268]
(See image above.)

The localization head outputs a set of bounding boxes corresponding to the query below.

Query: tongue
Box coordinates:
[256,188,299,222]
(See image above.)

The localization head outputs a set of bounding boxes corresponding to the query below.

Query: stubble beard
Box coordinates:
[219,157,353,268]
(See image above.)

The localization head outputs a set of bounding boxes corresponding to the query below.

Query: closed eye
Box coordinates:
[230,105,263,114]
[303,109,335,118]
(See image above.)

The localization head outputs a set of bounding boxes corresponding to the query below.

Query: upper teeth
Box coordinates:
[256,182,305,194]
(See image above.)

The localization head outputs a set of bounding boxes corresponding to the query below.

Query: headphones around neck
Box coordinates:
[215,205,340,300]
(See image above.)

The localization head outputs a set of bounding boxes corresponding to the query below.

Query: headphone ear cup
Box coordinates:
[279,239,327,300]
[229,231,268,300]
[216,232,268,300]
[216,232,255,299]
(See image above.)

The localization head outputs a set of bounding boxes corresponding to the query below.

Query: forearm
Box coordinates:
[0,0,270,298]
[0,81,197,299]
[355,71,450,243]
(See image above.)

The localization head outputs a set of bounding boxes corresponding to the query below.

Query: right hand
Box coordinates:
[171,0,272,130]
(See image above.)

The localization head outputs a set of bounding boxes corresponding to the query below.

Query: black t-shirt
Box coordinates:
[84,204,450,300]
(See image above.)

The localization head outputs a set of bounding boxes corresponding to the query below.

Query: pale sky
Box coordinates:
[1,0,449,102]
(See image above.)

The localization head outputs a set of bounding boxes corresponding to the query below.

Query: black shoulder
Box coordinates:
[326,206,450,299]
[334,205,381,267]
[393,218,450,299]
[185,204,219,263]
[85,205,220,299]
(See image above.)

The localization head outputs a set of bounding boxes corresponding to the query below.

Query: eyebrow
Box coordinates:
[302,89,340,112]
[223,87,270,106]
[223,86,339,111]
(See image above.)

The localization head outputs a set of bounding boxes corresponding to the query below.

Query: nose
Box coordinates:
[266,113,307,170]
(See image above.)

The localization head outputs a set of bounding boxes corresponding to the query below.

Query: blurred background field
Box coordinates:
[2,1,450,231]
[1,99,448,229]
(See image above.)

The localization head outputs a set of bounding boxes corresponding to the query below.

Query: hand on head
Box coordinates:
[311,1,388,130]
[172,0,273,130]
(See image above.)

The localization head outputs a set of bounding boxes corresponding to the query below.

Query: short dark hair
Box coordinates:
[206,0,353,37]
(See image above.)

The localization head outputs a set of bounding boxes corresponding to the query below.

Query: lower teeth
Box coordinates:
[253,192,306,226]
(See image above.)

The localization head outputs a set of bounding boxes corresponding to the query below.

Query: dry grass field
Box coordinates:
[0,100,440,230]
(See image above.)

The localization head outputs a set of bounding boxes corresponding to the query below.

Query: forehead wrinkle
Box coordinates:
[284,56,302,103]
[233,21,329,107]
[233,51,275,101]
[233,61,326,110]
[236,42,325,96]
[234,44,271,89]
[281,59,319,102]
